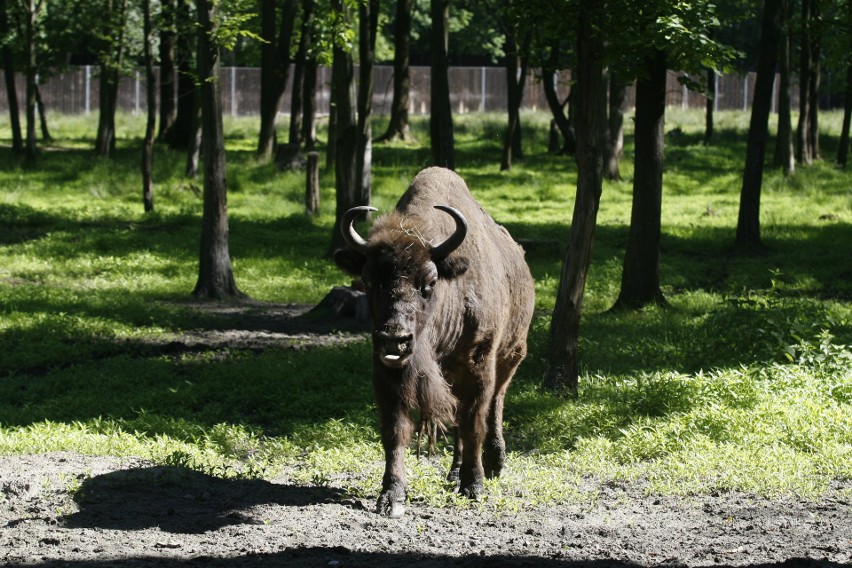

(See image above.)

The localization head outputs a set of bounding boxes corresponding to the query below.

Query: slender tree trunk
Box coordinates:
[327,0,359,256]
[193,0,242,300]
[23,0,38,162]
[95,0,127,158]
[774,0,795,175]
[612,48,668,310]
[704,68,715,145]
[168,0,196,150]
[796,0,814,165]
[377,0,414,143]
[288,0,315,148]
[807,16,821,161]
[542,41,575,154]
[185,91,201,178]
[0,0,22,153]
[736,0,781,250]
[301,52,318,150]
[257,0,298,161]
[141,0,156,213]
[158,0,177,141]
[356,0,378,206]
[838,65,851,168]
[604,72,625,180]
[34,84,51,141]
[429,0,454,170]
[544,0,605,393]
[500,24,528,171]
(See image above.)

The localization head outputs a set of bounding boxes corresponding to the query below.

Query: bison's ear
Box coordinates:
[333,249,367,276]
[437,255,469,280]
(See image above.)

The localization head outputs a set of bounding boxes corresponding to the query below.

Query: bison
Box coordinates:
[334,167,535,517]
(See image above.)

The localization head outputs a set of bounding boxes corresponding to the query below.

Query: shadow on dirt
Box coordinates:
[19,552,848,568]
[64,466,350,535]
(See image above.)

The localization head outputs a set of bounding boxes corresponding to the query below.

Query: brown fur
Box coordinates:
[335,167,535,517]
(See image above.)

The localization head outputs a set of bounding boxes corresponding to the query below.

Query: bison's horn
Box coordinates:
[341,206,377,254]
[430,205,468,260]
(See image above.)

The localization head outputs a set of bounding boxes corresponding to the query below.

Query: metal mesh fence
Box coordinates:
[3,65,788,117]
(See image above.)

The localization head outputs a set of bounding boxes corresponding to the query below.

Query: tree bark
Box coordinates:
[193,0,242,300]
[542,41,575,155]
[157,0,177,141]
[544,0,605,393]
[704,68,715,145]
[736,0,781,250]
[429,0,454,170]
[500,23,528,171]
[796,0,818,165]
[288,0,315,148]
[95,0,128,159]
[301,51,318,150]
[604,72,625,181]
[141,0,156,213]
[612,48,668,310]
[0,0,22,153]
[257,0,298,161]
[377,0,415,143]
[185,91,201,178]
[327,0,360,257]
[838,65,851,168]
[168,0,196,150]
[774,0,795,175]
[23,0,38,162]
[34,84,51,141]
[356,0,378,207]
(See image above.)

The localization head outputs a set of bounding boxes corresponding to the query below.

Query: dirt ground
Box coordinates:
[1,452,850,568]
[2,300,851,567]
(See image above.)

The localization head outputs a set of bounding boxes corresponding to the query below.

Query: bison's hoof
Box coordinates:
[460,482,484,501]
[446,468,460,484]
[376,492,406,518]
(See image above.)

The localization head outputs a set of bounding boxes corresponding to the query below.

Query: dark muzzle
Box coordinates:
[374,331,414,368]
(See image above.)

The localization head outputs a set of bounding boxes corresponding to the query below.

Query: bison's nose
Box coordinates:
[375,331,414,367]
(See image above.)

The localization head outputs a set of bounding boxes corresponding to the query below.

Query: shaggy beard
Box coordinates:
[398,345,457,451]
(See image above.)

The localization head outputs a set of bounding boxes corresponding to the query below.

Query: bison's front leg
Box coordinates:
[455,378,495,500]
[374,380,413,518]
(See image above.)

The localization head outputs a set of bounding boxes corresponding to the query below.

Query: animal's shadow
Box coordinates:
[63,466,350,534]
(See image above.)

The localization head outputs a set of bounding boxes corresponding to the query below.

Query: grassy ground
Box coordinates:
[0,109,850,510]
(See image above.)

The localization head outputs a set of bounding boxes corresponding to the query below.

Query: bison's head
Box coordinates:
[334,206,469,369]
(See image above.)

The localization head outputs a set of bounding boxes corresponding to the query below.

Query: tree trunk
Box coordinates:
[168,0,196,150]
[544,0,605,393]
[429,0,454,170]
[95,0,127,159]
[356,0,378,206]
[807,16,821,161]
[604,72,625,181]
[141,0,156,213]
[377,0,414,143]
[23,0,38,162]
[796,0,815,165]
[704,68,715,145]
[838,65,851,168]
[774,0,795,175]
[0,0,22,153]
[185,91,201,178]
[327,0,359,257]
[301,52,318,150]
[288,0,315,148]
[736,0,781,250]
[542,41,575,155]
[500,24,528,171]
[193,0,242,300]
[157,0,177,141]
[34,84,51,141]
[612,48,668,310]
[257,0,298,161]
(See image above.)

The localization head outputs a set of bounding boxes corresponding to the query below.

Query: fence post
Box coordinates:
[714,73,719,113]
[480,66,486,112]
[743,74,749,111]
[134,70,140,115]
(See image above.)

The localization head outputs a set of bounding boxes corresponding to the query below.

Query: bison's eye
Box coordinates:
[421,277,438,298]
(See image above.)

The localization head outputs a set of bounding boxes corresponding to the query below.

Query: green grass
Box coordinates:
[0,108,850,510]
